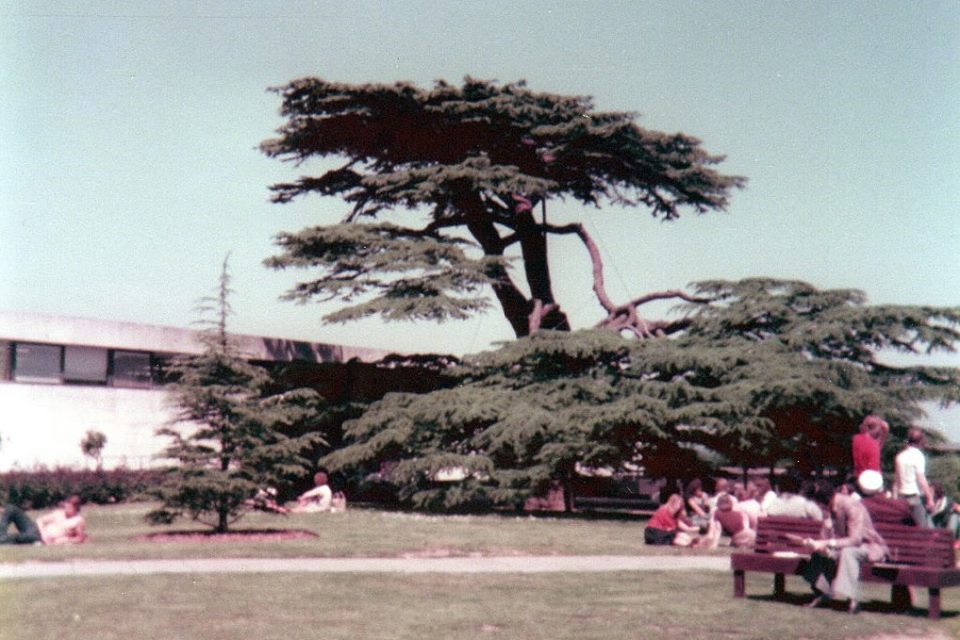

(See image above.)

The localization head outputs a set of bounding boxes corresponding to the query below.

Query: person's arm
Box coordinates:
[892,462,901,499]
[35,510,60,528]
[876,421,890,448]
[917,470,935,511]
[297,486,323,503]
[676,519,699,534]
[687,497,708,518]
[64,518,87,544]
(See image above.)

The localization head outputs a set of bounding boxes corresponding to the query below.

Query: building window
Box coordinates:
[111,350,153,388]
[13,343,62,383]
[63,346,109,384]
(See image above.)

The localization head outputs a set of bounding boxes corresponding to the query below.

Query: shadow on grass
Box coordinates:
[352,501,651,523]
[746,591,958,619]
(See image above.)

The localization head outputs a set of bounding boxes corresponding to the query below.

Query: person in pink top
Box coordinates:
[851,415,888,477]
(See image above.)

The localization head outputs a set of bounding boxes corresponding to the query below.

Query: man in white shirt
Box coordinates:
[893,427,934,528]
[0,496,87,545]
[291,471,333,513]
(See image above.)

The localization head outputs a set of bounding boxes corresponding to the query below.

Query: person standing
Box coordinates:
[851,415,888,477]
[893,427,935,528]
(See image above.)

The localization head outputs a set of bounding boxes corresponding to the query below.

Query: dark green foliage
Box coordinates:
[146,259,326,532]
[928,454,960,502]
[322,279,960,510]
[262,77,745,336]
[0,467,164,509]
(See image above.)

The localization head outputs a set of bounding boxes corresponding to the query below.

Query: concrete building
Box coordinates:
[0,310,396,470]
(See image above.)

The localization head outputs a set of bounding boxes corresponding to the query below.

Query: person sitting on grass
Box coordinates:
[644,493,701,546]
[706,477,737,515]
[684,479,710,528]
[710,493,756,548]
[733,482,763,530]
[246,487,290,515]
[291,471,333,513]
[0,495,87,545]
[765,474,823,520]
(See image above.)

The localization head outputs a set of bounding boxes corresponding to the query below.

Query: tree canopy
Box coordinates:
[262,77,745,336]
[321,279,960,510]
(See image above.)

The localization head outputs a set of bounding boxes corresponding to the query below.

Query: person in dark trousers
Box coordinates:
[0,496,86,545]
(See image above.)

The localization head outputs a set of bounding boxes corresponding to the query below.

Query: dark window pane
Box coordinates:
[112,351,153,388]
[14,343,62,383]
[64,346,108,383]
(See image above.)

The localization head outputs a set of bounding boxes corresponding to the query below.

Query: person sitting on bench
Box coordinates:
[802,482,888,615]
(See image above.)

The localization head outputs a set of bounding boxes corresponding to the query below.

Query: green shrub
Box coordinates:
[928,452,960,501]
[0,466,165,509]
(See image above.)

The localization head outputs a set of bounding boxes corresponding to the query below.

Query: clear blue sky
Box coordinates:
[2,0,958,363]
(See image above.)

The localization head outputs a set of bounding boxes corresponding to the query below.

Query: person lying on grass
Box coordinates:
[0,495,87,545]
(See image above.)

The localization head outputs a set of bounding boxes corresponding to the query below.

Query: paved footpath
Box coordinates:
[0,555,729,579]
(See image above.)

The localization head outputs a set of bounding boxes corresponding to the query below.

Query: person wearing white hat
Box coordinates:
[858,469,916,526]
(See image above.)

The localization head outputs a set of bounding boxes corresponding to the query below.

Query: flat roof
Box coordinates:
[0,310,392,364]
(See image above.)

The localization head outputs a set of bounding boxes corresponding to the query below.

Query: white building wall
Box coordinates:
[0,382,179,470]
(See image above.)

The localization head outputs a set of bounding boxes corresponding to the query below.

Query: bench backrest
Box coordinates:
[754,516,956,569]
[876,523,955,568]
[754,516,823,554]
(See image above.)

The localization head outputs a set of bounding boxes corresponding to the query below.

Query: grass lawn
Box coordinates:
[0,502,722,561]
[1,571,957,640]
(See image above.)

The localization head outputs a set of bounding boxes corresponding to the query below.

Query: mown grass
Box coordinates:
[1,571,956,640]
[0,502,720,561]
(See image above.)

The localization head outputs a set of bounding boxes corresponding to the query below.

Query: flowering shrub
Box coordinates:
[0,467,165,509]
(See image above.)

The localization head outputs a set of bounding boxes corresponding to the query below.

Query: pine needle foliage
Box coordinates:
[146,258,327,532]
[321,279,959,510]
[262,77,745,336]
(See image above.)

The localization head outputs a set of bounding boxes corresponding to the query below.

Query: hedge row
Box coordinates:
[0,467,166,510]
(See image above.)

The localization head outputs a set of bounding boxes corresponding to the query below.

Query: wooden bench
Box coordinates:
[731,516,960,618]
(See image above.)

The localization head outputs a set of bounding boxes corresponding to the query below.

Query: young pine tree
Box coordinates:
[147,257,325,533]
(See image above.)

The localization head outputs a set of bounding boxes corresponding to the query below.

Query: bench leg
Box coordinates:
[891,585,911,611]
[734,570,745,598]
[928,588,941,620]
[774,573,785,598]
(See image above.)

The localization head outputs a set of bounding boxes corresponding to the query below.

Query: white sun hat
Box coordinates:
[857,469,883,495]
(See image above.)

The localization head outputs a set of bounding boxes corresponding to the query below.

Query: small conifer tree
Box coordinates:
[80,430,107,469]
[147,257,325,532]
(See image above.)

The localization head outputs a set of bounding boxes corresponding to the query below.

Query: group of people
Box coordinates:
[246,471,346,514]
[644,477,770,550]
[645,414,960,614]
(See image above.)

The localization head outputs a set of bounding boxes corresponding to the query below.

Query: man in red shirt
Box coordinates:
[851,415,888,477]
